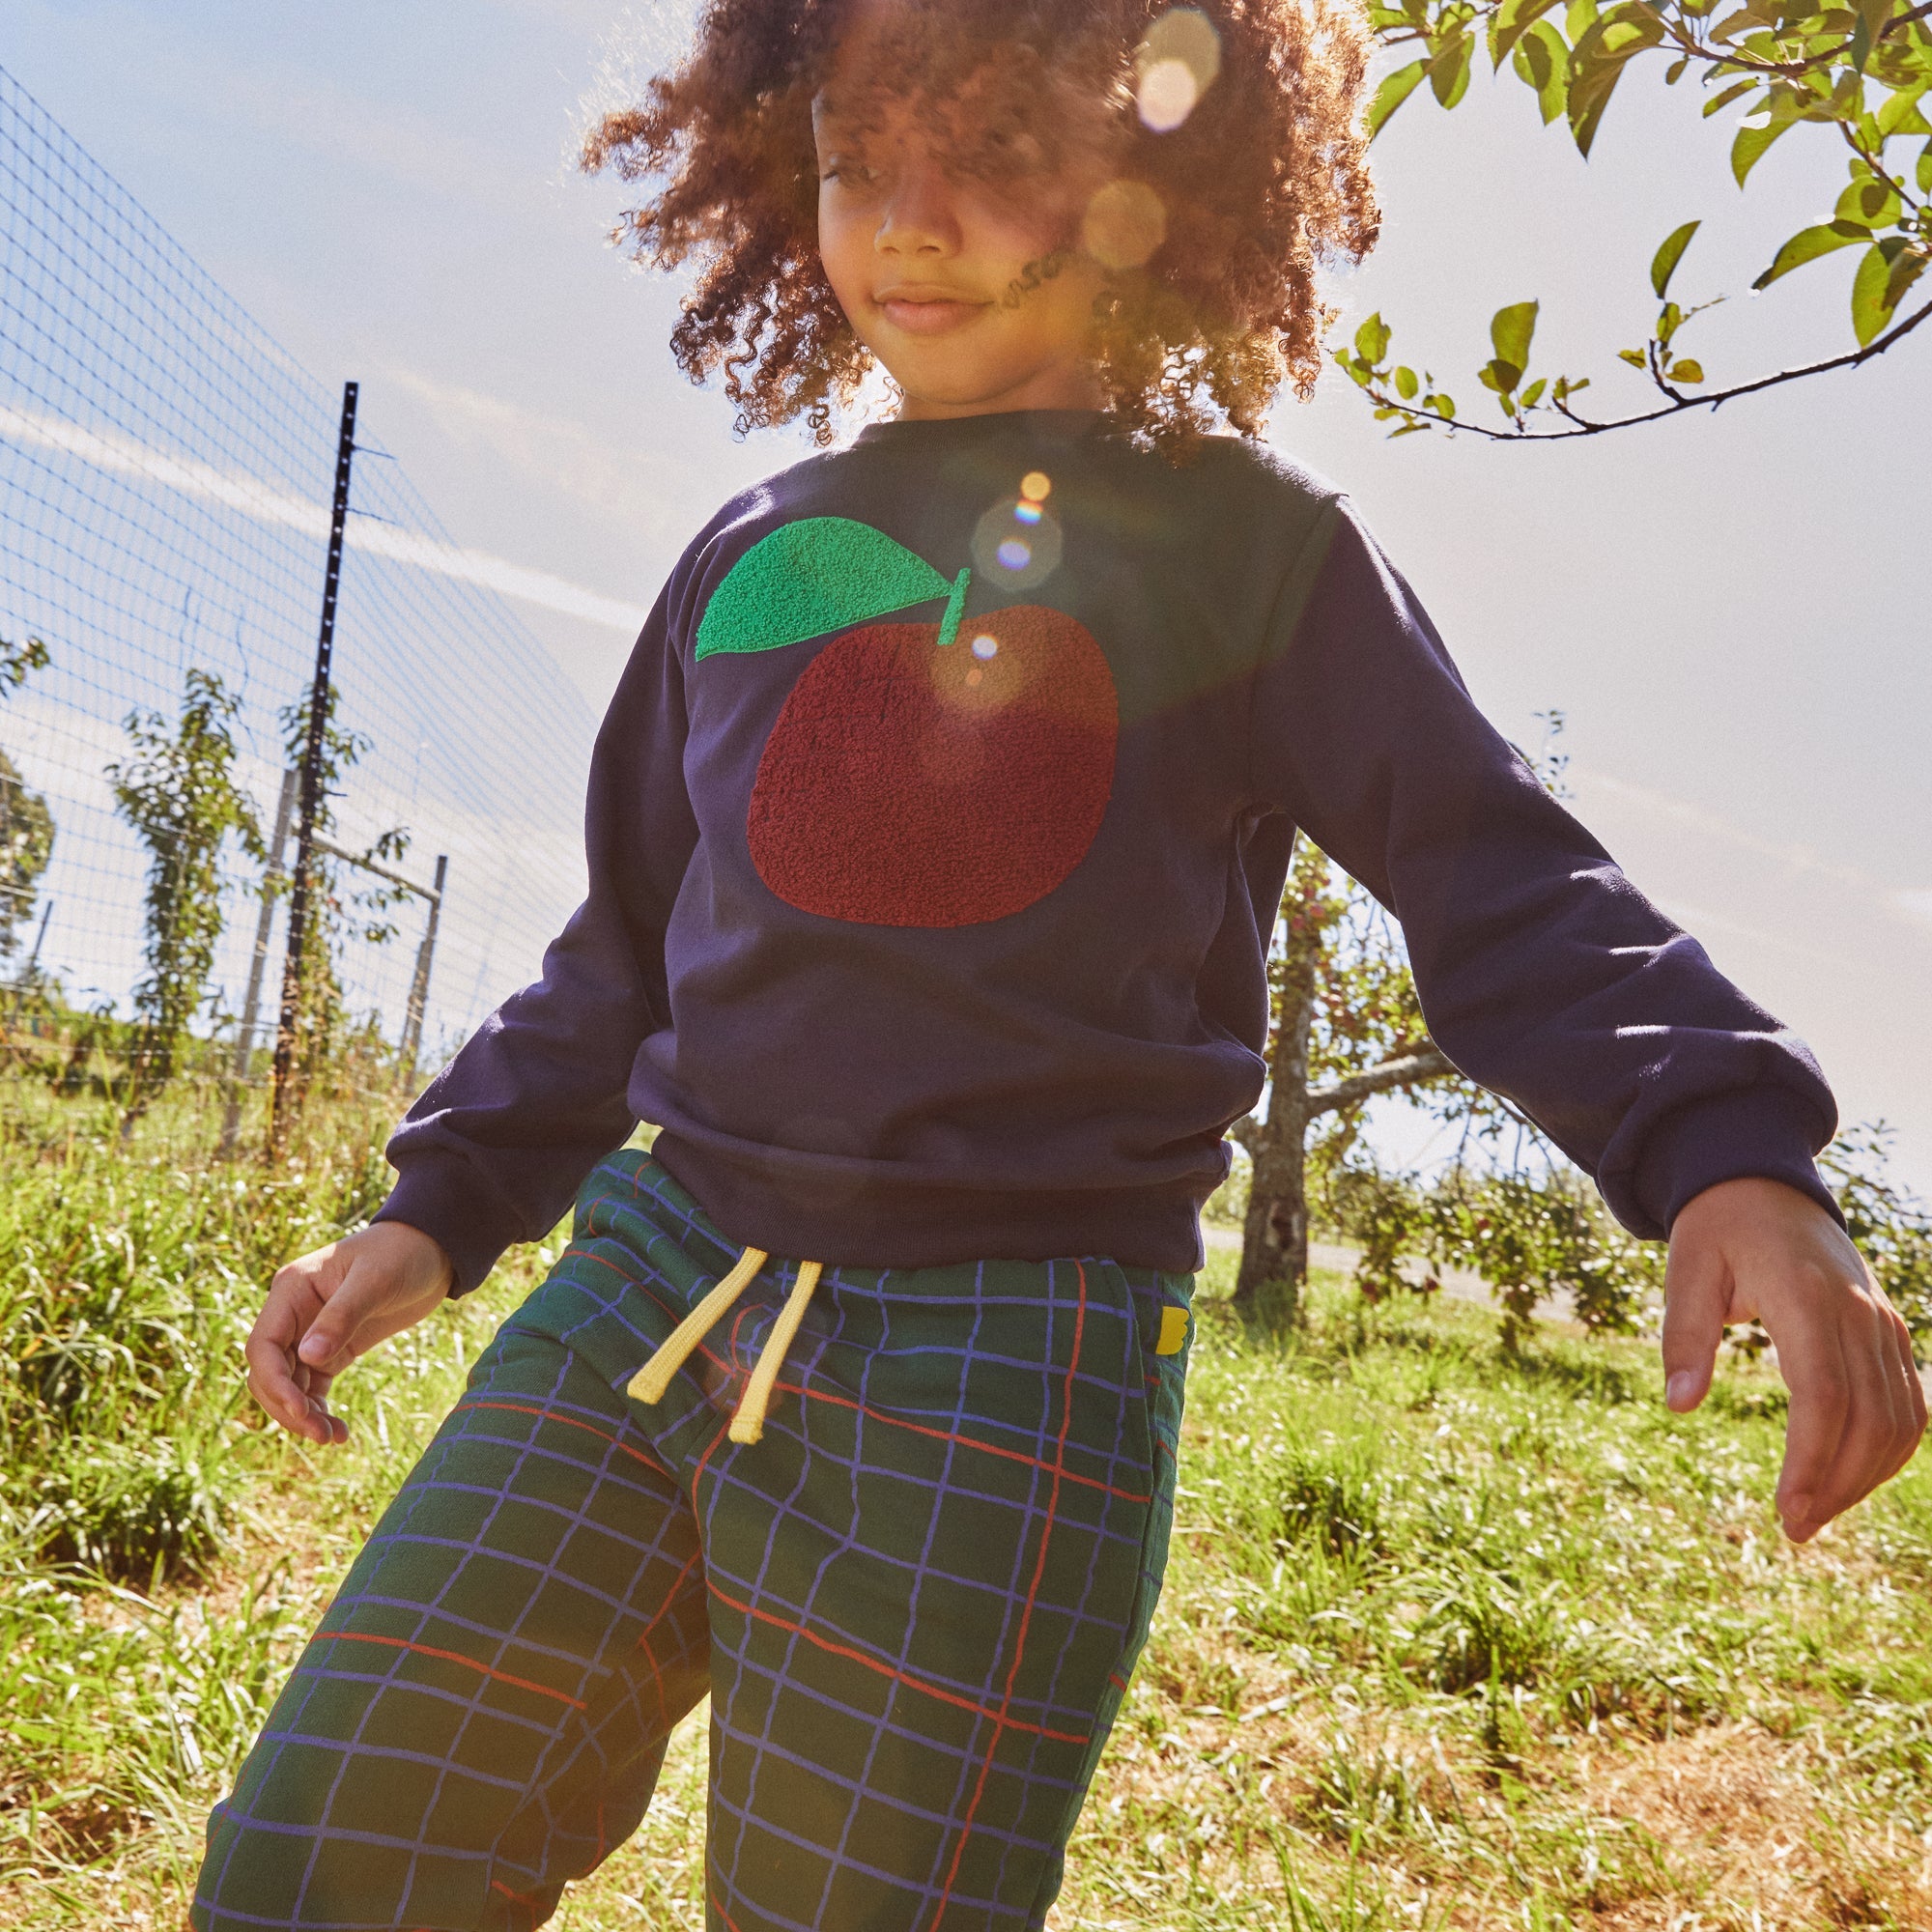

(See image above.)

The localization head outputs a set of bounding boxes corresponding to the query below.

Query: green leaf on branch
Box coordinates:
[1851,238,1909,345]
[1650,219,1701,298]
[1656,299,1685,344]
[1394,365,1420,399]
[1512,21,1573,124]
[1702,78,1759,118]
[1569,31,1653,158]
[1920,141,1932,195]
[1490,0,1566,68]
[1430,33,1475,108]
[1876,87,1931,140]
[1355,311,1393,364]
[1851,0,1892,74]
[1752,220,1871,288]
[1836,177,1903,230]
[1886,244,1928,310]
[1666,358,1705,382]
[1521,377,1548,406]
[1479,358,1523,392]
[1732,108,1799,186]
[1566,0,1601,37]
[1491,298,1541,371]
[1368,59,1430,136]
[1617,347,1648,365]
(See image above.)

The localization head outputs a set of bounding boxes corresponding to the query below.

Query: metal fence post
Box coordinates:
[398,853,447,1093]
[270,380,356,1156]
[218,766,297,1157]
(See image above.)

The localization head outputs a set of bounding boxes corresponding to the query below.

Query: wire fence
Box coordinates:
[0,65,601,1126]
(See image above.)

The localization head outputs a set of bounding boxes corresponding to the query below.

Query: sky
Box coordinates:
[6,0,1930,1192]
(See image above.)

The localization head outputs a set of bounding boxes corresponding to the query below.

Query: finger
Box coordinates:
[1770,1290,1853,1542]
[245,1295,326,1441]
[1873,1303,1926,1488]
[1878,1298,1924,1476]
[1661,1235,1732,1413]
[295,1256,384,1375]
[247,1270,350,1445]
[1899,1310,1927,1443]
[247,1344,330,1442]
[1799,1289,1907,1532]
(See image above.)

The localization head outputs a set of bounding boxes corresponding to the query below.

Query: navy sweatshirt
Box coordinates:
[375,411,1839,1293]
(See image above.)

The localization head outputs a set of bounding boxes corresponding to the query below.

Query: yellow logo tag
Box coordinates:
[1156,1305,1190,1356]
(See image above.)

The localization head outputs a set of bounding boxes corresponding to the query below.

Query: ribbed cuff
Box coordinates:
[372,1162,530,1296]
[1631,1084,1843,1237]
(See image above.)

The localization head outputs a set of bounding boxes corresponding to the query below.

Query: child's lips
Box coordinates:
[876,292,985,335]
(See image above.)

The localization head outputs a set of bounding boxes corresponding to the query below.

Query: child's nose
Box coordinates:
[875,156,959,256]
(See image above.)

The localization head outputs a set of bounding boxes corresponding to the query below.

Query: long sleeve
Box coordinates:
[372,583,700,1292]
[1252,498,1840,1239]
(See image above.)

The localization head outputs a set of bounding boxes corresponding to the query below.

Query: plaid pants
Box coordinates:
[192,1151,1191,1932]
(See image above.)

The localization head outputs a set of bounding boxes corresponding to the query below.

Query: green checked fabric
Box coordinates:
[193,1151,1191,1932]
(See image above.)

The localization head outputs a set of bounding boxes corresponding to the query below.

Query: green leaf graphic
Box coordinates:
[696,517,952,660]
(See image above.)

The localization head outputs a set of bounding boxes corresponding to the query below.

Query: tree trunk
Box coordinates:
[1234,944,1316,1322]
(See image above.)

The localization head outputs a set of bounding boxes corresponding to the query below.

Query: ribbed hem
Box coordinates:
[373,1161,531,1297]
[652,1131,1208,1275]
[1629,1084,1843,1237]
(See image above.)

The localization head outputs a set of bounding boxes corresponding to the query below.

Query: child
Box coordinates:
[197,1,1924,1927]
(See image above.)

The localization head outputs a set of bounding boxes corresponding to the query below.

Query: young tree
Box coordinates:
[0,632,55,967]
[109,669,263,1120]
[1230,838,1460,1317]
[271,689,411,1116]
[1336,0,1931,437]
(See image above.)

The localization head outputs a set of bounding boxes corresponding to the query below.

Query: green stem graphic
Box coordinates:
[936,566,971,649]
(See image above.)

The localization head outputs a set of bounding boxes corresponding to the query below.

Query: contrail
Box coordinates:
[0,402,650,634]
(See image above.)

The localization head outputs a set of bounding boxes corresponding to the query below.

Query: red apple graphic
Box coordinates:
[748,600,1116,926]
[698,511,1117,927]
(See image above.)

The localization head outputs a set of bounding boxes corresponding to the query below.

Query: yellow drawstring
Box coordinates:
[623,1245,824,1445]
[729,1261,821,1445]
[625,1245,766,1405]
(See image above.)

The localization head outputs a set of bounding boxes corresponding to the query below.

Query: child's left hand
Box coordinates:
[1662,1176,1925,1542]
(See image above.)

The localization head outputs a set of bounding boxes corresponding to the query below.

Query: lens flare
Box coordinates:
[971,634,999,660]
[1134,8,1222,132]
[1082,180,1167,271]
[974,497,1062,586]
[1136,60,1198,131]
[1020,470,1051,501]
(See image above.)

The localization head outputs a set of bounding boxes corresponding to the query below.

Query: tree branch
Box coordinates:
[1308,1043,1457,1117]
[1362,294,1932,441]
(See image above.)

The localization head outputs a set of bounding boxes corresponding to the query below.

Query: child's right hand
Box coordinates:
[245,1222,454,1446]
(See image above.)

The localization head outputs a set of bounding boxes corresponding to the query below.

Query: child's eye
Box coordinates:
[820,159,878,186]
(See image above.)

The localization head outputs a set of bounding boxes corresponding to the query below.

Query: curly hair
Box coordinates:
[582,0,1378,452]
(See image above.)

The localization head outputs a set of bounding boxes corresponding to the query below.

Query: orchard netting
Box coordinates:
[0,64,602,1129]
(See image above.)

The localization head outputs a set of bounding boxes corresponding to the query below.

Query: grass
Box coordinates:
[4,1099,1932,1928]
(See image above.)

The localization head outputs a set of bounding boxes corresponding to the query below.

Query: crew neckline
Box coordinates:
[850,409,1117,447]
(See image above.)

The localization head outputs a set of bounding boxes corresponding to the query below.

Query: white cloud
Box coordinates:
[0,403,648,634]
[1575,764,1929,940]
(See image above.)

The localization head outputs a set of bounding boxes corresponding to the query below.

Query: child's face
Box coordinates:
[812,41,1111,418]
